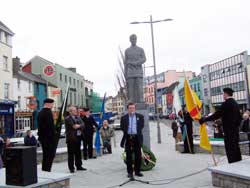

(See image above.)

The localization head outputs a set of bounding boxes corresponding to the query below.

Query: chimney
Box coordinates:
[13,56,21,73]
[68,67,76,73]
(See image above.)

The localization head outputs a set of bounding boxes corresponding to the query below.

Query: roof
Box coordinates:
[162,81,179,94]
[0,21,14,36]
[15,71,57,87]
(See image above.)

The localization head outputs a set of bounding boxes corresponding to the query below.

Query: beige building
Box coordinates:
[145,70,194,112]
[113,88,125,115]
[0,21,14,100]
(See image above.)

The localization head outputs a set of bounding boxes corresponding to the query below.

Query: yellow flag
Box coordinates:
[184,79,211,151]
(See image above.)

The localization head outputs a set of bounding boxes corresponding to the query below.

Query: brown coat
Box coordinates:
[65,116,84,143]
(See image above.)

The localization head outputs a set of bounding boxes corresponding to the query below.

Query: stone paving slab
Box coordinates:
[44,121,223,188]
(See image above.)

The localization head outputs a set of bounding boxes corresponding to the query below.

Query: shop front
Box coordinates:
[0,100,15,138]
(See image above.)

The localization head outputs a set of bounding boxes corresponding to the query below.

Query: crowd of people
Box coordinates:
[171,87,250,164]
[37,98,115,173]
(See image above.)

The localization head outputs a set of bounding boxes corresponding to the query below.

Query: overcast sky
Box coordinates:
[1,0,250,96]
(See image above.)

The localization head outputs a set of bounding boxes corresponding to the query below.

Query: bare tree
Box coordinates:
[115,47,127,101]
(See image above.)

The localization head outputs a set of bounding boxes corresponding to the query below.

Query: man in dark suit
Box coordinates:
[200,88,242,163]
[120,102,144,179]
[182,107,194,154]
[38,98,56,172]
[81,107,98,159]
[65,106,86,173]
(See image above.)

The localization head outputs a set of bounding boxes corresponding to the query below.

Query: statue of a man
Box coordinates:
[124,34,146,103]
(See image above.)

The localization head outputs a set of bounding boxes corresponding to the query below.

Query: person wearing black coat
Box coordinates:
[24,130,37,146]
[120,102,144,179]
[179,107,194,154]
[200,88,242,163]
[65,106,86,173]
[38,98,56,172]
[81,107,98,159]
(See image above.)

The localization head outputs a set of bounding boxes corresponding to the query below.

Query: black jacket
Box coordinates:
[206,98,241,134]
[81,115,98,136]
[120,113,144,147]
[38,108,55,143]
[65,116,84,143]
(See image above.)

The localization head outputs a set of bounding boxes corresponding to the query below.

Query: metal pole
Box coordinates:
[150,15,161,144]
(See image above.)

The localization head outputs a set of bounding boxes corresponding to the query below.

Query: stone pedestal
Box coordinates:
[136,103,150,149]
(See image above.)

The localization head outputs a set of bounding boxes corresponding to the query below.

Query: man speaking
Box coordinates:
[120,102,144,179]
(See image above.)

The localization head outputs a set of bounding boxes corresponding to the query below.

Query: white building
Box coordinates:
[0,21,14,100]
[201,51,250,111]
[13,57,34,111]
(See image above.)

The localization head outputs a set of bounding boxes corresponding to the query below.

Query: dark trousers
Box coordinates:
[67,141,82,171]
[83,135,93,159]
[103,140,112,154]
[184,130,194,153]
[41,140,55,172]
[125,135,141,175]
[224,132,242,163]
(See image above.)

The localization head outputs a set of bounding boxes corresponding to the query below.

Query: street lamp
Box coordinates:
[131,15,173,144]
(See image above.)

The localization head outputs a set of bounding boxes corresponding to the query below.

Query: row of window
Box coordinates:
[1,55,8,71]
[59,73,83,88]
[60,91,85,106]
[210,81,245,96]
[0,30,11,46]
[146,86,154,93]
[17,79,32,92]
[190,83,201,92]
[146,96,154,104]
[209,63,243,81]
[209,54,244,72]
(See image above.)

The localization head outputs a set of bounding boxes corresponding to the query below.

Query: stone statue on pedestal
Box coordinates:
[124,34,146,103]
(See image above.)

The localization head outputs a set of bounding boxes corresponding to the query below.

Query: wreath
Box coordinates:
[121,145,156,171]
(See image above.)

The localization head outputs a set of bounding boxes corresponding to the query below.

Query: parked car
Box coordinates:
[112,119,121,130]
[60,124,66,138]
[10,130,39,146]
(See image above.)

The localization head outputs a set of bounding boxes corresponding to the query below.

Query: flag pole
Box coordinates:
[184,78,217,166]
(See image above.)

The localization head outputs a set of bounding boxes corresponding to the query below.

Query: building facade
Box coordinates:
[0,21,14,101]
[201,51,250,112]
[145,70,194,113]
[189,75,203,101]
[112,89,125,115]
[22,56,86,108]
[84,79,93,108]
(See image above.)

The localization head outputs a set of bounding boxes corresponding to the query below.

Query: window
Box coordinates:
[4,83,9,99]
[17,79,21,89]
[17,96,21,108]
[204,88,208,96]
[60,73,62,81]
[81,82,83,88]
[4,33,8,44]
[77,80,79,88]
[60,90,63,103]
[73,79,76,86]
[28,81,32,92]
[197,83,200,91]
[69,77,71,84]
[3,56,8,70]
[65,75,67,83]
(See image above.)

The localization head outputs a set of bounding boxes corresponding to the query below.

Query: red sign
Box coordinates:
[43,65,55,77]
[52,89,61,95]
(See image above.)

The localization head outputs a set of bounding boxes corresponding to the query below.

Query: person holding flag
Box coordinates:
[179,105,194,154]
[199,88,242,163]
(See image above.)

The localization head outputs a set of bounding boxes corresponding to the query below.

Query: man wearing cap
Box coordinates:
[80,107,98,159]
[38,98,56,171]
[199,88,242,163]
